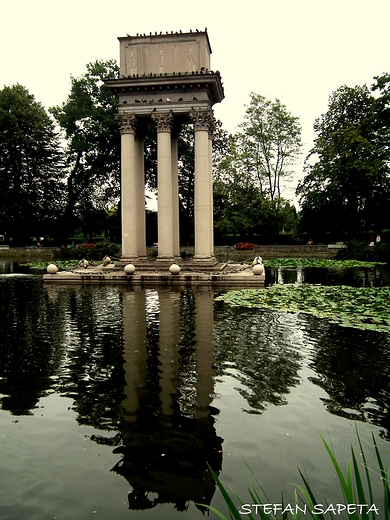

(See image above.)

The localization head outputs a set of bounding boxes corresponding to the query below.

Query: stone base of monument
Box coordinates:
[42,260,265,287]
[116,255,219,272]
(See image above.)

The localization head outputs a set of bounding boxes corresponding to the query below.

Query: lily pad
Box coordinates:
[216,285,390,332]
[260,258,385,269]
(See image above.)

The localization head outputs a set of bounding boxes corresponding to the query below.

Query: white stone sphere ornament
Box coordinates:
[169,264,181,275]
[252,256,264,275]
[103,256,111,266]
[252,263,264,275]
[47,264,59,274]
[124,264,136,275]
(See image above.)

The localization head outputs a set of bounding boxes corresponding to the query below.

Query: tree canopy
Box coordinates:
[0,84,64,244]
[212,93,301,242]
[297,84,390,236]
[234,92,302,201]
[50,59,121,241]
[0,65,303,245]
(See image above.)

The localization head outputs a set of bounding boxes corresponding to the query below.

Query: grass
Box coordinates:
[201,428,389,519]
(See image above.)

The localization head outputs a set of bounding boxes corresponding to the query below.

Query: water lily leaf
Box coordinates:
[216,285,390,333]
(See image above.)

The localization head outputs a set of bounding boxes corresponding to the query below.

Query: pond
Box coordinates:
[1,260,390,519]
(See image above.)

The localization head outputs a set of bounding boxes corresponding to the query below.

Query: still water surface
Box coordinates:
[1,261,390,519]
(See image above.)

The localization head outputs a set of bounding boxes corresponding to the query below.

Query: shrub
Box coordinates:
[336,240,372,261]
[180,250,194,259]
[336,240,390,263]
[54,242,120,261]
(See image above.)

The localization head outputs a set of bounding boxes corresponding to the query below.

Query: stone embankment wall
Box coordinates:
[0,245,339,261]
[0,247,58,261]
[214,245,338,260]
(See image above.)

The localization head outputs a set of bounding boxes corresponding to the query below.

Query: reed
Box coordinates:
[201,427,390,519]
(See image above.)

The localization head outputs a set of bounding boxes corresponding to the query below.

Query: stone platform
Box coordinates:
[42,262,265,287]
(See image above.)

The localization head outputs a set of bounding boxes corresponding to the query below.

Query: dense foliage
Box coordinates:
[0,85,64,244]
[53,242,120,261]
[213,93,301,241]
[297,82,390,236]
[335,240,390,263]
[51,60,121,242]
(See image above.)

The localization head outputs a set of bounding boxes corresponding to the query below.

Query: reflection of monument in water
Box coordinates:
[112,287,223,512]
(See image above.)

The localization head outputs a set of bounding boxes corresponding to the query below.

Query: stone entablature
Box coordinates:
[119,31,212,77]
[105,72,224,119]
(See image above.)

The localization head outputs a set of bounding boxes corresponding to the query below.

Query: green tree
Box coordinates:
[235,92,302,200]
[213,138,297,241]
[51,60,120,241]
[297,84,390,236]
[214,168,262,240]
[371,73,390,163]
[0,84,64,244]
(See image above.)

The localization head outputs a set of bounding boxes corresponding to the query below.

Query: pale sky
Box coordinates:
[2,0,389,201]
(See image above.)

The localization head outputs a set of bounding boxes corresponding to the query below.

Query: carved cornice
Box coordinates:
[151,111,174,133]
[115,113,137,134]
[105,73,225,106]
[190,108,214,132]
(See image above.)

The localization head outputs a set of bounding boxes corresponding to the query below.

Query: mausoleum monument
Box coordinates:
[105,30,224,267]
[43,30,265,286]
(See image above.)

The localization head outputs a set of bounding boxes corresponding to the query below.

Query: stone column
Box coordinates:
[208,118,215,255]
[190,109,216,263]
[171,134,180,260]
[116,113,139,261]
[135,138,147,259]
[152,112,175,261]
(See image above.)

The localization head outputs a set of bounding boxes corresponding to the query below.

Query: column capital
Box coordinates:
[115,113,137,135]
[151,111,174,133]
[208,115,217,139]
[190,108,214,133]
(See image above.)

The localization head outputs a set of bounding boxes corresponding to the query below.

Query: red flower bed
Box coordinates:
[78,243,95,250]
[234,242,255,250]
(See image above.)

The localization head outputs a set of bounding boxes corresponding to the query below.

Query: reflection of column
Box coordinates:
[158,289,181,416]
[116,113,139,260]
[171,136,180,259]
[194,288,215,419]
[122,288,148,421]
[135,138,147,258]
[152,112,175,260]
[191,109,214,260]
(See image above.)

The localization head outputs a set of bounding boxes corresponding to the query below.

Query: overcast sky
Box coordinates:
[2,0,389,200]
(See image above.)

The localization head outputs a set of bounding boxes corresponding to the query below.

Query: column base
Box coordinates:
[156,255,176,265]
[117,255,147,267]
[191,255,219,268]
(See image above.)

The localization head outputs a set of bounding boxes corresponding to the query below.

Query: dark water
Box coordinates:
[1,261,390,519]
